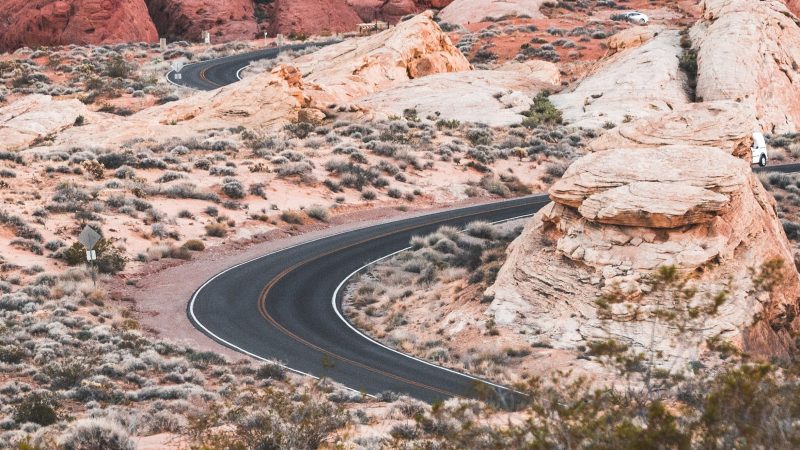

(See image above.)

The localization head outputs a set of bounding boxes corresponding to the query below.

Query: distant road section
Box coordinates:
[166,42,334,90]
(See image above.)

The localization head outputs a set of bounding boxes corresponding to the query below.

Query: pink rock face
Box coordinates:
[145,0,258,42]
[346,0,452,23]
[268,0,363,35]
[0,0,159,51]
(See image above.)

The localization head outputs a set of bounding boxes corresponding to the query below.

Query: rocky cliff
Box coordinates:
[0,0,159,52]
[0,0,453,51]
[691,0,800,134]
[145,0,258,42]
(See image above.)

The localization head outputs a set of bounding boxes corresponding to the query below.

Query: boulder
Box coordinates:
[486,144,800,365]
[438,0,545,25]
[0,0,158,52]
[550,30,689,129]
[145,0,258,42]
[267,0,363,36]
[606,26,663,54]
[691,0,800,134]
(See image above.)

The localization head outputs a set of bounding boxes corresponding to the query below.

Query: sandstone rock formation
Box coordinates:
[691,0,800,134]
[605,26,663,55]
[550,30,689,129]
[293,11,471,105]
[486,144,800,364]
[591,101,757,159]
[347,0,452,23]
[0,95,90,151]
[438,0,545,25]
[145,0,257,42]
[0,0,158,52]
[267,0,364,36]
[52,11,468,147]
[357,67,557,126]
[786,0,800,16]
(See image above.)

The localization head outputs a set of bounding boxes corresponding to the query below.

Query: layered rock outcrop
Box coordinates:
[487,144,800,363]
[438,0,545,25]
[0,95,90,151]
[0,0,158,52]
[691,0,800,134]
[357,62,558,126]
[591,101,757,159]
[145,0,257,42]
[550,30,689,129]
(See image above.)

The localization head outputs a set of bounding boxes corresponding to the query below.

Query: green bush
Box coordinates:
[63,239,127,274]
[521,92,563,128]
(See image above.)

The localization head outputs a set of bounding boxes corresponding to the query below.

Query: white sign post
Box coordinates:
[159,38,167,51]
[78,226,101,286]
[203,31,211,45]
[172,61,184,81]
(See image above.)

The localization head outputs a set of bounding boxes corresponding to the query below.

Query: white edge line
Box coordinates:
[188,197,545,397]
[331,214,535,396]
[235,63,249,81]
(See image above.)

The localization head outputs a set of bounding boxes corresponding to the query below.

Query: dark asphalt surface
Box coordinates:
[175,43,800,403]
[190,195,550,403]
[166,41,337,90]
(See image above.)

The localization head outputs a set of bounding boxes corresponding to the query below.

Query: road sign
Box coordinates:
[172,61,184,73]
[85,250,97,261]
[78,226,101,250]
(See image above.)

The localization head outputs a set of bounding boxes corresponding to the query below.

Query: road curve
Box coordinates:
[173,43,800,402]
[166,41,336,91]
[190,195,550,403]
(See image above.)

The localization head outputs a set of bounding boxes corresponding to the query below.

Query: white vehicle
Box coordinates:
[624,11,649,25]
[752,131,768,167]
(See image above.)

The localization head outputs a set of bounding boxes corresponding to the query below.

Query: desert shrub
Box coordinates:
[61,239,127,274]
[45,359,92,390]
[249,182,267,198]
[209,166,236,176]
[14,391,59,426]
[205,223,227,237]
[306,205,329,222]
[59,418,136,450]
[221,179,245,199]
[156,171,185,183]
[114,165,136,179]
[183,239,205,251]
[280,210,304,224]
[361,190,377,200]
[480,175,511,197]
[284,121,315,139]
[522,92,563,128]
[97,152,134,169]
[255,362,287,381]
[0,210,42,242]
[466,127,493,146]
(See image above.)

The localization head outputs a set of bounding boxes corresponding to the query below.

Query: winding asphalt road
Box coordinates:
[174,45,800,403]
[190,196,549,403]
[166,41,337,90]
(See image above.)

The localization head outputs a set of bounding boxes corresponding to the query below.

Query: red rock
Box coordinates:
[0,0,159,52]
[145,0,258,42]
[347,0,453,23]
[267,0,363,36]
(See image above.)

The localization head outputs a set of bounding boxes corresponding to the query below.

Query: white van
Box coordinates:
[752,132,768,167]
